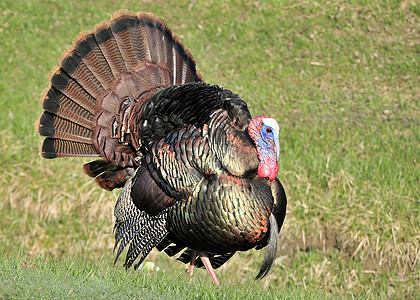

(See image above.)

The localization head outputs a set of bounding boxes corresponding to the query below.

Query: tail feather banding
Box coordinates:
[38,10,203,161]
[41,138,98,159]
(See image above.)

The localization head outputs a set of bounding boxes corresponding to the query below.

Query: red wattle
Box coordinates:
[258,163,279,181]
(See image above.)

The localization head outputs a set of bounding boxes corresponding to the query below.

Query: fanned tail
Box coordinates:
[37,10,203,188]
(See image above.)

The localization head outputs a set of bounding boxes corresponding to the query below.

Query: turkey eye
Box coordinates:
[266,128,272,133]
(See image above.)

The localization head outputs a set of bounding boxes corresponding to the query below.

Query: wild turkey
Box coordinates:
[36,10,287,285]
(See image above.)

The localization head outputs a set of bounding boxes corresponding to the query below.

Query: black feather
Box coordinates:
[255,214,279,280]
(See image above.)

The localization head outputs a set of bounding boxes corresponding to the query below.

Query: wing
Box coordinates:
[131,83,252,148]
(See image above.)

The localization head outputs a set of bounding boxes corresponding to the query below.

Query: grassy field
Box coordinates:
[0,254,327,300]
[0,0,418,298]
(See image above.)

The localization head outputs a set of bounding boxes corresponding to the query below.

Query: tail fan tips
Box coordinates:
[37,10,204,165]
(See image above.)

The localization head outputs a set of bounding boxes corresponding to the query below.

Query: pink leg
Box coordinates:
[188,249,197,281]
[198,251,220,286]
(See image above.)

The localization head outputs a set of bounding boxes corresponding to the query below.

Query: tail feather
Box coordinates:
[144,16,163,65]
[59,49,103,98]
[38,112,92,144]
[73,32,115,88]
[131,13,154,62]
[140,12,200,85]
[41,87,93,129]
[110,11,146,70]
[49,68,96,113]
[132,62,172,93]
[94,21,128,76]
[41,138,98,158]
[38,10,203,177]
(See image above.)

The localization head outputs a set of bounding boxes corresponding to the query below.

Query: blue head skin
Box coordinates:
[248,116,280,181]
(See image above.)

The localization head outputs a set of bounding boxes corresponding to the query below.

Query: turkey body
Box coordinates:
[37,10,287,284]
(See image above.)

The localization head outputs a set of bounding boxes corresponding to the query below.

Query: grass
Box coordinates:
[0,0,419,298]
[1,254,324,299]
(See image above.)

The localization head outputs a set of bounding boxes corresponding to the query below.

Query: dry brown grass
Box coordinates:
[1,154,418,297]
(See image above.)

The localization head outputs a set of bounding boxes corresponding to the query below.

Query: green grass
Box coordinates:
[1,254,324,299]
[0,0,419,299]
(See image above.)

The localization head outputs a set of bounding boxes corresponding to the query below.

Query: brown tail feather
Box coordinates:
[59,48,104,98]
[38,112,92,144]
[40,87,93,129]
[72,33,115,88]
[94,21,129,76]
[41,138,98,159]
[109,11,146,70]
[37,10,203,177]
[48,67,96,113]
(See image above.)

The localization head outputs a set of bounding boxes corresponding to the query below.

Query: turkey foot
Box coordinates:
[198,250,220,286]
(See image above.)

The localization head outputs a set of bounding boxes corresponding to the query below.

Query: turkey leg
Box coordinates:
[188,249,197,281]
[198,250,220,286]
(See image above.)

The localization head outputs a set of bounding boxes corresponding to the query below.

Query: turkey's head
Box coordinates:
[248,116,280,181]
